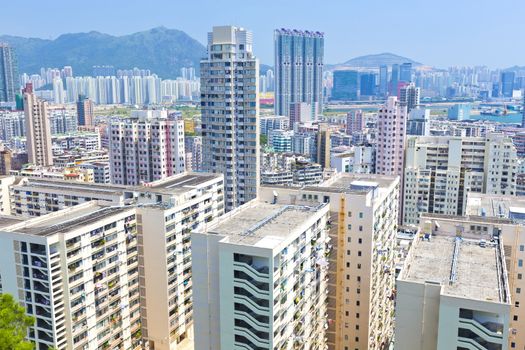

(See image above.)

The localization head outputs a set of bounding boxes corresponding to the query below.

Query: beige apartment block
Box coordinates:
[260,173,400,350]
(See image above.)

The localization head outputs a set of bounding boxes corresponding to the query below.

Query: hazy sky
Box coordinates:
[0,0,523,68]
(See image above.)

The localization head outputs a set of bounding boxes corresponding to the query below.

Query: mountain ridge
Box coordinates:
[0,27,206,78]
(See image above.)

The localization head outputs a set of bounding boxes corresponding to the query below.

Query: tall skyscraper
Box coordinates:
[375,96,407,176]
[501,71,515,98]
[399,82,420,112]
[109,111,185,185]
[331,70,359,100]
[200,26,260,211]
[399,62,412,82]
[379,65,388,96]
[359,72,377,96]
[0,43,19,102]
[23,83,53,167]
[389,64,400,95]
[76,94,94,126]
[274,28,324,118]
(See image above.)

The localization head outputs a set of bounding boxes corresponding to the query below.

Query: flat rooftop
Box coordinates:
[208,202,326,247]
[5,203,132,237]
[264,173,398,195]
[467,193,525,222]
[13,172,222,197]
[401,235,508,303]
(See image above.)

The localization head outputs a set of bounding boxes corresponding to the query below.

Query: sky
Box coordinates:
[0,0,523,68]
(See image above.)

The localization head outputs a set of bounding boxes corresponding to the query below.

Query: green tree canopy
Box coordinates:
[0,293,34,350]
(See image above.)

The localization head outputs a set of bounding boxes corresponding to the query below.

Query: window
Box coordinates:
[348,224,352,230]
[357,276,361,282]
[520,245,525,252]
[517,288,521,294]
[513,315,518,321]
[348,211,352,217]
[355,337,359,342]
[359,225,363,232]
[515,301,520,308]
[356,300,360,306]
[357,264,361,269]
[346,262,350,268]
[358,251,362,257]
[519,259,523,268]
[357,288,360,294]
[359,212,363,218]
[358,238,362,244]
[518,273,522,280]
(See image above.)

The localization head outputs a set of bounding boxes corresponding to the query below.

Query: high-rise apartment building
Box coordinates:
[23,83,53,167]
[260,173,400,350]
[399,82,420,113]
[419,193,525,350]
[109,112,185,185]
[274,28,324,117]
[396,232,510,350]
[134,174,225,350]
[76,94,94,126]
[200,25,260,211]
[346,109,364,136]
[0,43,19,102]
[0,202,143,350]
[375,96,407,177]
[317,123,331,169]
[7,172,225,350]
[192,200,330,349]
[403,133,517,225]
[184,135,203,172]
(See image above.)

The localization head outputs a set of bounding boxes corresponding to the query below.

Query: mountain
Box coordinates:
[0,27,206,78]
[328,53,422,70]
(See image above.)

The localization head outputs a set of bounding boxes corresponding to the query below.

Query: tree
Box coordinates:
[0,293,34,350]
[260,134,268,146]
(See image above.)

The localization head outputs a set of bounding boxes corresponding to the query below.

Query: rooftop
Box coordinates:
[400,235,509,303]
[466,193,525,222]
[13,172,222,198]
[207,201,326,247]
[4,203,132,237]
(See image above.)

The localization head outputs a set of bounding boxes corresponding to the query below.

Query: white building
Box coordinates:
[200,25,260,211]
[192,200,330,350]
[396,233,510,350]
[109,112,185,185]
[403,133,517,225]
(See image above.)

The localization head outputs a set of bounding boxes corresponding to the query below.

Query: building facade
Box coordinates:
[0,43,19,102]
[375,96,407,177]
[192,200,330,350]
[109,113,185,185]
[260,173,400,350]
[274,29,324,117]
[24,84,53,167]
[403,134,517,225]
[200,25,260,211]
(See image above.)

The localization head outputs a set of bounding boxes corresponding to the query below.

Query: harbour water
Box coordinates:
[469,112,522,124]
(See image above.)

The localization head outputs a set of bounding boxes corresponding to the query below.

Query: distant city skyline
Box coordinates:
[0,0,523,68]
